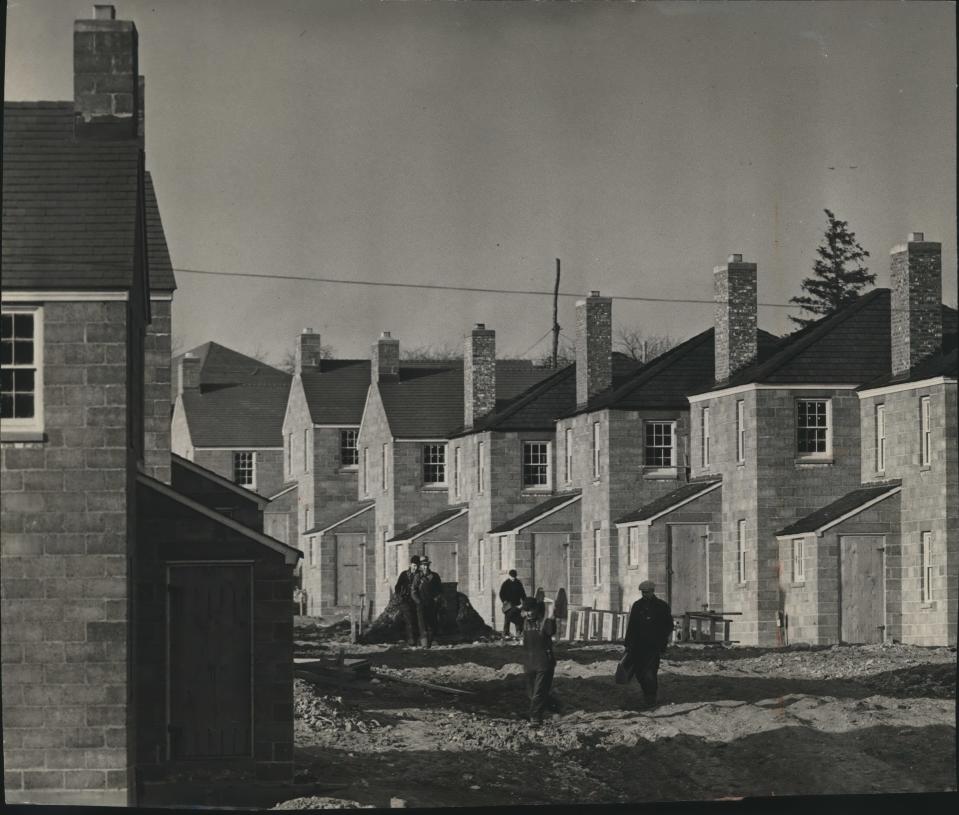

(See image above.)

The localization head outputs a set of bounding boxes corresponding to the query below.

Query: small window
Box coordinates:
[797,399,831,458]
[627,526,640,567]
[423,444,446,485]
[565,427,573,484]
[309,537,317,567]
[701,407,711,467]
[593,528,602,586]
[479,538,487,588]
[737,519,747,584]
[233,451,256,488]
[875,405,885,473]
[920,531,933,602]
[736,400,746,463]
[644,421,676,468]
[382,443,390,490]
[791,538,804,583]
[362,447,369,495]
[522,441,551,489]
[920,397,931,466]
[592,422,601,480]
[453,447,462,497]
[340,429,359,467]
[477,441,486,493]
[304,506,311,532]
[1,307,42,431]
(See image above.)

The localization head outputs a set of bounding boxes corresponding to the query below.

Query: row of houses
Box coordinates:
[175,246,957,648]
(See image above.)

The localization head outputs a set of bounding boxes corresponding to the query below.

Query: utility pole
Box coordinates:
[552,258,561,368]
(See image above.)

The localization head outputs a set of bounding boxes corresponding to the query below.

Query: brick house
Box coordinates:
[171,341,291,498]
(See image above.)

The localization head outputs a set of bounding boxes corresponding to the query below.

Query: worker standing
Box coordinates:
[412,556,443,649]
[521,598,558,726]
[623,580,673,708]
[394,554,421,646]
[499,569,527,639]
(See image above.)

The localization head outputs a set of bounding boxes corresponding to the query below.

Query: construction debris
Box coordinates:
[273,797,374,810]
[361,589,491,644]
[371,667,476,696]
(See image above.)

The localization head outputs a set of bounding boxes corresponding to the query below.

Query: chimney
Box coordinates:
[714,254,758,384]
[177,352,200,396]
[295,328,323,375]
[575,290,613,408]
[464,324,496,428]
[372,332,400,383]
[890,232,942,375]
[74,5,140,140]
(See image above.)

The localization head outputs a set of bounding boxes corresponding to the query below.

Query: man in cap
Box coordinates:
[499,569,527,639]
[624,580,673,708]
[394,554,421,646]
[412,556,443,648]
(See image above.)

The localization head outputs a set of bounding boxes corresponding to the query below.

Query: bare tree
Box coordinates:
[275,344,336,374]
[400,344,464,361]
[614,328,676,363]
[534,337,575,369]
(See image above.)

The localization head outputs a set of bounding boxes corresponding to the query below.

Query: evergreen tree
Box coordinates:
[789,209,874,328]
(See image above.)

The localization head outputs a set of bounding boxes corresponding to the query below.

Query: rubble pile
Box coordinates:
[273,796,374,810]
[294,679,385,738]
[361,589,491,644]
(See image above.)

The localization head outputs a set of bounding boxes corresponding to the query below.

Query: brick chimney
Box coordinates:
[74,5,140,140]
[464,324,496,428]
[372,332,400,383]
[714,254,758,384]
[177,352,200,396]
[575,291,613,408]
[295,328,323,375]
[890,232,942,376]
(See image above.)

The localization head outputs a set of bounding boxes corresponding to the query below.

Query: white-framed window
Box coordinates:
[920,396,931,466]
[593,528,602,586]
[477,441,486,493]
[453,447,462,497]
[736,399,745,463]
[875,404,886,473]
[791,538,805,583]
[565,427,574,484]
[423,444,447,486]
[340,429,359,467]
[1,306,43,432]
[304,506,311,532]
[737,519,747,584]
[382,443,390,490]
[797,399,831,458]
[479,538,487,588]
[233,451,256,488]
[522,440,551,489]
[627,526,640,567]
[303,428,311,472]
[592,422,601,480]
[701,407,711,467]
[309,537,317,567]
[920,531,933,603]
[362,447,369,495]
[644,421,676,468]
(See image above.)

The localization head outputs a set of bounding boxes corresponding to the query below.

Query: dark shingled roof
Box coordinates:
[859,307,958,390]
[388,506,467,542]
[301,360,372,425]
[775,482,902,537]
[2,101,174,293]
[172,342,290,399]
[488,491,581,535]
[615,478,722,525]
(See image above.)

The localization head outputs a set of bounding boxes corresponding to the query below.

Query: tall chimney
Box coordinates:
[890,232,942,376]
[74,5,140,140]
[295,328,323,375]
[575,291,613,408]
[177,352,201,396]
[714,254,758,384]
[372,332,400,383]
[464,324,496,428]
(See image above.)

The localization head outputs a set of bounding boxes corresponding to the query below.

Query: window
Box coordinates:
[362,447,369,495]
[592,422,601,479]
[920,397,931,466]
[522,441,551,489]
[309,537,317,567]
[340,429,359,467]
[233,451,255,488]
[737,520,747,584]
[627,526,640,567]
[736,400,745,463]
[644,421,676,468]
[791,538,805,583]
[382,443,389,490]
[1,307,42,430]
[875,405,886,472]
[477,441,486,492]
[498,536,509,571]
[479,538,487,588]
[565,428,573,484]
[423,444,446,485]
[593,528,602,586]
[920,531,933,602]
[453,447,462,497]
[701,407,711,467]
[304,506,311,532]
[303,428,311,472]
[797,399,831,457]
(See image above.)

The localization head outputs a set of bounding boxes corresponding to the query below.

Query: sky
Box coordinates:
[6,0,956,366]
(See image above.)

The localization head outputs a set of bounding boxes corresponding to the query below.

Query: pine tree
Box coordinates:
[789,209,874,328]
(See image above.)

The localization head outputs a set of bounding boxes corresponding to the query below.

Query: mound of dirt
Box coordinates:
[360,590,491,644]
[273,796,374,810]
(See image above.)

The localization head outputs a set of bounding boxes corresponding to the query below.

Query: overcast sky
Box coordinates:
[6,0,956,364]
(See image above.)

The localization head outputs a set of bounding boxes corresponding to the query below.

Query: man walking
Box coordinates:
[624,580,673,708]
[520,598,558,726]
[412,556,443,648]
[499,569,527,639]
[394,554,421,646]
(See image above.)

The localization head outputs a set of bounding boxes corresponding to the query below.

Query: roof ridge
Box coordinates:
[471,363,576,432]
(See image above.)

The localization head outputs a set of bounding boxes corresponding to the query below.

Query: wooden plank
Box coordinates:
[370,669,475,696]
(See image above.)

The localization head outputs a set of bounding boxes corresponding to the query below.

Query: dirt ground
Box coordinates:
[278,620,956,809]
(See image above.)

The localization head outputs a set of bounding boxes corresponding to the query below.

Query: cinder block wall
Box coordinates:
[2,300,135,805]
[191,449,284,500]
[144,297,171,484]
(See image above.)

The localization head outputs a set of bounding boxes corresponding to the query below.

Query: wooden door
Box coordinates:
[840,535,885,643]
[423,540,456,585]
[167,564,252,759]
[531,533,569,613]
[335,533,365,606]
[668,524,709,614]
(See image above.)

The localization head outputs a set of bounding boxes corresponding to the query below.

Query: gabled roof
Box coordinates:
[174,342,290,393]
[145,172,176,292]
[388,506,468,542]
[301,360,371,425]
[171,453,269,508]
[775,481,902,537]
[615,478,722,525]
[488,491,581,535]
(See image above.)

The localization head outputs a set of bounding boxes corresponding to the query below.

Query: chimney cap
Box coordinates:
[728,254,743,264]
[380,331,392,339]
[183,352,198,360]
[589,290,601,298]
[473,323,488,330]
[908,232,925,242]
[93,4,116,19]
[302,327,314,334]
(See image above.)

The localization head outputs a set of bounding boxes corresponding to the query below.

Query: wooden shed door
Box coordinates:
[840,535,885,643]
[335,533,365,606]
[167,564,252,759]
[531,534,569,608]
[668,524,709,614]
[423,540,457,584]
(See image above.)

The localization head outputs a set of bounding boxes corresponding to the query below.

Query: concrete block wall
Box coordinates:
[263,487,297,548]
[2,300,135,806]
[143,297,171,484]
[304,511,374,618]
[190,448,284,501]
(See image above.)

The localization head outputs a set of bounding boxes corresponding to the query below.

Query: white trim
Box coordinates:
[1,290,129,302]
[194,446,282,451]
[314,503,375,536]
[687,382,860,404]
[493,493,582,534]
[395,437,449,443]
[775,485,902,540]
[312,424,361,429]
[390,507,468,544]
[138,473,302,564]
[267,483,297,500]
[615,481,722,529]
[1,304,44,435]
[858,376,955,398]
[172,454,269,507]
[150,293,174,302]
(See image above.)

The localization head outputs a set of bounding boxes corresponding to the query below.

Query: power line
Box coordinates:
[514,328,555,360]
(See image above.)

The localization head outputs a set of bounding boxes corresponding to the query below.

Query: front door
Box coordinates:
[336,533,366,606]
[668,524,709,614]
[167,564,252,759]
[531,533,569,616]
[840,535,885,643]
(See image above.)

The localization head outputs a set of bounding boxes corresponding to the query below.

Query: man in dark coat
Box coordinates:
[412,557,443,648]
[624,580,673,707]
[499,569,527,638]
[394,555,421,646]
[520,598,559,726]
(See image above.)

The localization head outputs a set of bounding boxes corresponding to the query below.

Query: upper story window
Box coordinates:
[564,428,573,484]
[644,421,676,468]
[233,451,256,489]
[701,407,711,467]
[592,422,601,480]
[522,440,551,490]
[340,429,359,467]
[796,399,831,459]
[1,307,42,432]
[875,404,886,472]
[791,538,805,583]
[423,444,447,486]
[477,441,486,493]
[453,446,462,497]
[920,396,931,466]
[736,399,746,463]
